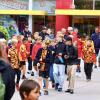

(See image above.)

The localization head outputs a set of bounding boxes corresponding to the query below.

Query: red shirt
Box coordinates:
[26,41,32,57]
[32,42,42,60]
[77,38,83,58]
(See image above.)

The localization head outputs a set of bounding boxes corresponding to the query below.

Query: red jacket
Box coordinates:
[32,42,42,61]
[72,32,78,43]
[26,41,32,57]
[77,38,83,58]
[17,41,22,53]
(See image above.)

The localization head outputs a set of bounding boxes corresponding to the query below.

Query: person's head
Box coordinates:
[11,39,18,48]
[56,36,63,43]
[17,35,22,41]
[85,35,90,41]
[34,32,39,40]
[42,41,48,49]
[25,26,29,32]
[86,38,92,47]
[65,37,72,46]
[0,39,7,46]
[28,36,32,42]
[42,26,47,33]
[22,38,27,45]
[47,28,52,35]
[61,28,66,34]
[19,80,40,100]
[45,39,51,46]
[56,31,64,39]
[36,36,42,43]
[95,26,99,34]
[67,27,73,34]
[74,28,78,33]
[0,44,7,60]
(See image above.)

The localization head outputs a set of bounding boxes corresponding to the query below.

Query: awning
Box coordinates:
[55,9,100,16]
[0,10,47,15]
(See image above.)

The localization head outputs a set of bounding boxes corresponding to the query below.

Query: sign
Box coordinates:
[33,0,56,14]
[0,0,29,10]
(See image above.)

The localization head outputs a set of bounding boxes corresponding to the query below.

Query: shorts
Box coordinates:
[19,61,26,67]
[33,60,37,66]
[39,71,49,78]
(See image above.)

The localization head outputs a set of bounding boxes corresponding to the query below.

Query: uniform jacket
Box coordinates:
[35,48,53,71]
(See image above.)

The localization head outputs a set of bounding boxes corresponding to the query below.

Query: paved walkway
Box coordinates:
[12,65,100,100]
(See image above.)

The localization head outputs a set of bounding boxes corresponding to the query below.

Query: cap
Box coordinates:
[65,36,72,41]
[42,26,47,30]
[67,27,73,31]
[25,26,28,28]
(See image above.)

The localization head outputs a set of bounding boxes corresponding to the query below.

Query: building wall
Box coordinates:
[56,0,73,32]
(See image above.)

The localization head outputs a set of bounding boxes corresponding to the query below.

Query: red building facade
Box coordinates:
[56,0,73,32]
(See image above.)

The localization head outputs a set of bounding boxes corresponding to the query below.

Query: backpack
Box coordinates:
[0,73,5,100]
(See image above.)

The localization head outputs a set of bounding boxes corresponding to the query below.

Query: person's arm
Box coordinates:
[8,49,11,62]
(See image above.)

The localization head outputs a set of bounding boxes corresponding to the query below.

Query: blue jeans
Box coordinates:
[49,65,55,83]
[53,63,65,88]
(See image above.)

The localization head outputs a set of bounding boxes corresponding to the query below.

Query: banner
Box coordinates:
[0,0,29,10]
[33,0,56,14]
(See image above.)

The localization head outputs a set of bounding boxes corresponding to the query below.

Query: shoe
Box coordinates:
[70,90,74,94]
[86,79,91,82]
[58,88,62,92]
[44,90,49,95]
[55,83,59,90]
[27,72,30,74]
[52,83,55,88]
[67,77,69,81]
[65,89,70,93]
[94,65,97,68]
[22,75,26,79]
[31,72,34,76]
[16,84,19,91]
[43,86,46,89]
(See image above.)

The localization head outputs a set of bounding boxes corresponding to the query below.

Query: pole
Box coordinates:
[93,0,95,10]
[28,0,33,33]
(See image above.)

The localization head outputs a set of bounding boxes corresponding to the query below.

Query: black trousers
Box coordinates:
[84,63,93,79]
[28,57,32,71]
[14,69,21,84]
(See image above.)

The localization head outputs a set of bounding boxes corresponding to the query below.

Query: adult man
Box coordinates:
[39,26,48,40]
[65,37,78,94]
[22,26,31,38]
[53,36,66,92]
[91,27,100,68]
[91,27,100,55]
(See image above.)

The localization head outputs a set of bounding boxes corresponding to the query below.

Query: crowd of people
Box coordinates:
[0,25,100,100]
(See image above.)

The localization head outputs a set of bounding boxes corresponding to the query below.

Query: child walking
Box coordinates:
[82,38,96,81]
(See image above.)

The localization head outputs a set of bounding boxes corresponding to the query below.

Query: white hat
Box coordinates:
[67,27,73,31]
[0,38,6,42]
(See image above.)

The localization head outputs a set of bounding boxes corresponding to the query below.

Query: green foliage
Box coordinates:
[0,26,9,40]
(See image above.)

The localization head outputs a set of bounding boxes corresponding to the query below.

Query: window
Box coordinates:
[75,0,93,9]
[95,0,100,10]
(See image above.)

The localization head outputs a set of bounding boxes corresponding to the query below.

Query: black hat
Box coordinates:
[65,36,72,41]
